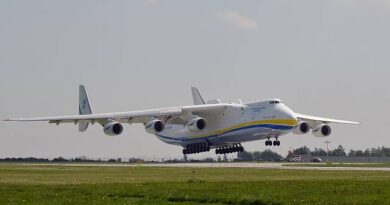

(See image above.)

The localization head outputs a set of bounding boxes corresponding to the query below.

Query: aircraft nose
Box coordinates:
[281,105,298,124]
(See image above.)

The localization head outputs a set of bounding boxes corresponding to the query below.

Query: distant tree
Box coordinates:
[330,145,347,156]
[237,151,253,161]
[364,149,371,157]
[107,159,116,163]
[381,147,390,157]
[370,147,384,157]
[311,148,327,156]
[252,151,262,161]
[260,149,283,161]
[52,157,68,162]
[293,146,311,155]
[204,157,214,162]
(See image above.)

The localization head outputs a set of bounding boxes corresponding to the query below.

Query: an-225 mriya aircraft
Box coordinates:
[5,86,359,155]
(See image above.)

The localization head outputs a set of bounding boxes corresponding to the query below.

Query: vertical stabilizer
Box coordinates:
[79,85,93,131]
[191,87,205,105]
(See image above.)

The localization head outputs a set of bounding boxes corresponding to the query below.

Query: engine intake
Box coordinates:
[187,117,207,132]
[103,122,123,136]
[293,121,310,134]
[312,124,332,137]
[145,120,165,134]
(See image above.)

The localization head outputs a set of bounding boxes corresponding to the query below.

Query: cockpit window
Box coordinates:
[270,100,280,104]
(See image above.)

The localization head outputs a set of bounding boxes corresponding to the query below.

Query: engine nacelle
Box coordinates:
[145,120,165,134]
[312,124,332,137]
[187,117,207,132]
[103,122,123,136]
[293,121,310,134]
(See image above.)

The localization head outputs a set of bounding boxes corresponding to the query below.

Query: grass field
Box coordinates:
[283,163,390,168]
[1,164,390,205]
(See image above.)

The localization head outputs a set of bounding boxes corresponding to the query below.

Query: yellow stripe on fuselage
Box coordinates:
[188,118,298,139]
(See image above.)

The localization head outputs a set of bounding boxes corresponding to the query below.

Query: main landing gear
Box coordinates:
[182,142,210,155]
[216,144,244,154]
[265,137,280,146]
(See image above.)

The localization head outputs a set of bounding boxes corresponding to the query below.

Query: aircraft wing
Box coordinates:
[295,113,360,126]
[4,104,228,125]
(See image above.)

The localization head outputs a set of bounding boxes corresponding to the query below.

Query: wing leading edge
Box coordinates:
[4,104,228,125]
[295,113,360,125]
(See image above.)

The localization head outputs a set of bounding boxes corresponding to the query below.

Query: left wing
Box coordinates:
[4,104,228,125]
[295,113,360,126]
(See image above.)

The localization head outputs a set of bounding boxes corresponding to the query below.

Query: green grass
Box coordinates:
[1,164,390,205]
[283,163,390,168]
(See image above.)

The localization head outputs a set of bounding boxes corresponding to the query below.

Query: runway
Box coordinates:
[140,162,390,171]
[17,162,390,171]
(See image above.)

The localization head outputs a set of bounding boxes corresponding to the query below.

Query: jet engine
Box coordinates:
[103,122,123,136]
[187,117,207,132]
[312,124,332,137]
[145,119,165,134]
[293,121,310,134]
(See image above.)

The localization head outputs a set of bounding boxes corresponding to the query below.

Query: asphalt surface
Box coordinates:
[14,162,390,171]
[141,162,390,171]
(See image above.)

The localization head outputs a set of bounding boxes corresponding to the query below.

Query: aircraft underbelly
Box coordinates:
[155,126,290,148]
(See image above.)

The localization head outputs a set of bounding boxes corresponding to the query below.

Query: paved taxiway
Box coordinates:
[19,163,390,171]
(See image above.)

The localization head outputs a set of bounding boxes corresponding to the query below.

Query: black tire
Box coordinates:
[239,147,244,152]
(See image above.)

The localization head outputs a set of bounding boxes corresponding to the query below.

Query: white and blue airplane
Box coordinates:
[5,86,359,155]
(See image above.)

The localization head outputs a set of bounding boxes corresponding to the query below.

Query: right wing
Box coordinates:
[295,113,360,126]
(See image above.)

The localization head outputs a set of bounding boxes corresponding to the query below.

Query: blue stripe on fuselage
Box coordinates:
[155,123,293,142]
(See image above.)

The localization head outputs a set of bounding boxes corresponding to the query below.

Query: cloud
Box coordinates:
[217,11,258,30]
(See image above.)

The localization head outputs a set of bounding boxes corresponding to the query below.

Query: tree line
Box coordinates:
[288,145,390,157]
[1,146,389,163]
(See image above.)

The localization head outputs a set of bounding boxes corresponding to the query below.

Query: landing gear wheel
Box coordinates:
[272,140,280,146]
[265,140,272,146]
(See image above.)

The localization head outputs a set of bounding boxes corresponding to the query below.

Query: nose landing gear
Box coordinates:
[265,137,280,146]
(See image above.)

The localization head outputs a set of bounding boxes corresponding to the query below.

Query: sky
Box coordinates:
[1,0,389,160]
